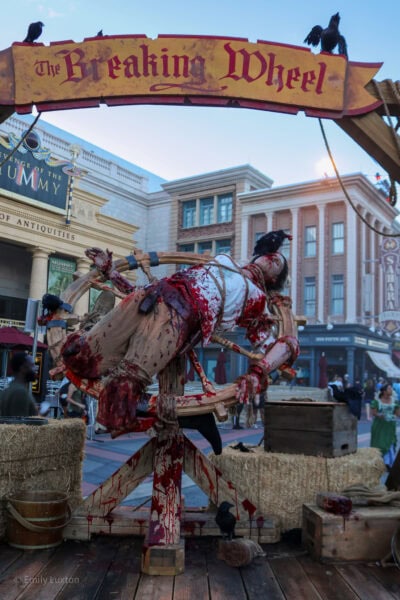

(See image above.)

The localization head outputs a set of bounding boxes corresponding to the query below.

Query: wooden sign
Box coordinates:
[0,35,381,118]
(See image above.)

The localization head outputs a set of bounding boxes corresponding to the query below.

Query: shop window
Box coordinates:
[47,256,77,297]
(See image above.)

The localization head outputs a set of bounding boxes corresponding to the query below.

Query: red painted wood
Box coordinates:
[147,429,185,546]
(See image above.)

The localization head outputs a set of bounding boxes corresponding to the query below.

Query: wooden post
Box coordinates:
[141,356,186,575]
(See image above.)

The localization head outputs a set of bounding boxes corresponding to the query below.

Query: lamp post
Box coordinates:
[65,144,81,225]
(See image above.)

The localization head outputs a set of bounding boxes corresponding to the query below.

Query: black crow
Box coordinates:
[24,21,44,43]
[253,230,292,257]
[231,442,253,453]
[41,293,63,313]
[216,501,236,540]
[304,12,348,58]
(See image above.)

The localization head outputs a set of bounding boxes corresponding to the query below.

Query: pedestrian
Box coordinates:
[0,352,38,417]
[363,378,375,421]
[376,376,386,392]
[327,374,343,398]
[392,380,400,402]
[65,382,87,420]
[370,384,400,470]
[246,392,265,428]
[233,403,244,430]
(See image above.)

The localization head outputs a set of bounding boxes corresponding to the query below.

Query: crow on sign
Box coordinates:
[304,12,348,58]
[23,21,44,43]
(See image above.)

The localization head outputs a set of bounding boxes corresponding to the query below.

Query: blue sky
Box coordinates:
[2,0,399,190]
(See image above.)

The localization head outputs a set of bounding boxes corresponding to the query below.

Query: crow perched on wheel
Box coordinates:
[304,12,348,58]
[216,501,236,540]
[253,230,292,257]
[23,22,44,43]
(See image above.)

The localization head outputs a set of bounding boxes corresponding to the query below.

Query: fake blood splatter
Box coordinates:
[62,332,103,378]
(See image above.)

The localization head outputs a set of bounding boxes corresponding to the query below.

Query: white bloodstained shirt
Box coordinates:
[184,254,276,349]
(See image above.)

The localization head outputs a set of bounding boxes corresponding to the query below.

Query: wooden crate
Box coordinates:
[302,503,400,562]
[264,401,357,457]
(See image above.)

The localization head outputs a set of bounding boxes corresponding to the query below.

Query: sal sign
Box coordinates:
[0,35,381,117]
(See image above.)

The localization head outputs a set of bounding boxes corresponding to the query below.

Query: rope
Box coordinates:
[319,118,400,237]
[0,113,41,169]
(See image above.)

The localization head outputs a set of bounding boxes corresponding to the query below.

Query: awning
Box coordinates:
[367,351,400,378]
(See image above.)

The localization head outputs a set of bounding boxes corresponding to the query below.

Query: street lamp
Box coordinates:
[65,144,81,225]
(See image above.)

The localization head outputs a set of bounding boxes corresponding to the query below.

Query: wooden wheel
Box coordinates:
[45,248,298,428]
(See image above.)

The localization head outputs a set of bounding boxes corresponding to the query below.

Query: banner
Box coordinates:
[47,256,76,297]
[0,35,382,117]
[0,129,71,209]
[380,237,400,334]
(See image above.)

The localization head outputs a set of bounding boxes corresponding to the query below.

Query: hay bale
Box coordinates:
[0,420,86,539]
[210,447,386,533]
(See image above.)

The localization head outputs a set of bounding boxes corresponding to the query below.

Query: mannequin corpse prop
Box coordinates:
[56,231,299,438]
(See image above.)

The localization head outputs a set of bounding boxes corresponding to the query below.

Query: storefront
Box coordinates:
[0,123,138,327]
[297,324,400,386]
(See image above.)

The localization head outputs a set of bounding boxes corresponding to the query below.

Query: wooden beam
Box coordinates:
[337,111,400,183]
[0,108,13,125]
[63,506,280,543]
[366,80,400,117]
[76,437,156,517]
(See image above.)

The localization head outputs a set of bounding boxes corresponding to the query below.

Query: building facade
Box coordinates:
[168,169,400,385]
[1,115,399,387]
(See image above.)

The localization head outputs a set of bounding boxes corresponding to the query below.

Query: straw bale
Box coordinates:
[0,420,86,539]
[210,447,386,533]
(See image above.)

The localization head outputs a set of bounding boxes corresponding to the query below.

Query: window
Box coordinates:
[217,193,233,223]
[331,274,344,315]
[179,244,195,253]
[181,192,233,228]
[281,229,291,259]
[305,226,316,257]
[199,197,214,226]
[215,239,231,254]
[182,200,196,229]
[332,222,344,254]
[178,244,195,270]
[304,277,316,316]
[198,241,213,254]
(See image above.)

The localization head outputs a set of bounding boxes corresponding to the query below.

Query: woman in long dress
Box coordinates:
[370,384,400,469]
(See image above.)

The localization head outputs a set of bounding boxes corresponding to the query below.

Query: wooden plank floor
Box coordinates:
[1,536,400,599]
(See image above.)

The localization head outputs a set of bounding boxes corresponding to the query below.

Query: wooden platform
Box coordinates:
[1,536,400,599]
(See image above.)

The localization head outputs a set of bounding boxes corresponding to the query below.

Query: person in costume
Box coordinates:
[370,383,400,469]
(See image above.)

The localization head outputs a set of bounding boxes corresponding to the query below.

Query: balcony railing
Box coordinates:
[0,318,25,329]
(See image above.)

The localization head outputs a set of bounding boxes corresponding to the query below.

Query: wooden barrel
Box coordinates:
[6,490,70,549]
